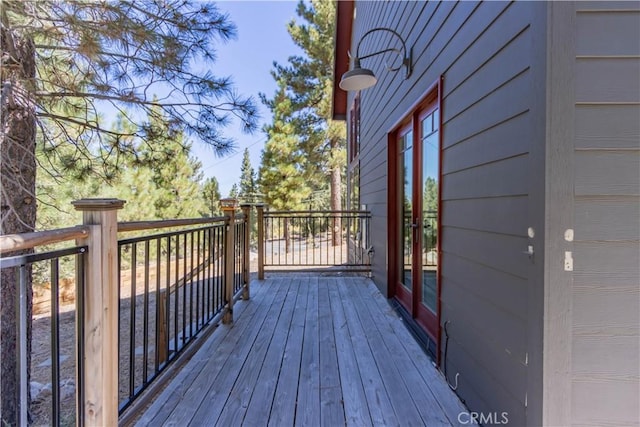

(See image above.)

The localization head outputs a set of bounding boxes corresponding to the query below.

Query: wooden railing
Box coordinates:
[256,207,371,278]
[0,199,371,425]
[0,198,251,426]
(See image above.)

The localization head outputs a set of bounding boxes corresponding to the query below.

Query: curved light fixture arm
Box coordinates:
[355,27,412,78]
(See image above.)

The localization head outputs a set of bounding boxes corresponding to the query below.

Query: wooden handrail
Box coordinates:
[0,226,90,255]
[117,216,226,232]
[263,210,370,215]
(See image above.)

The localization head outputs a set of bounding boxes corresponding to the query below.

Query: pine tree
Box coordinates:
[1,2,255,420]
[239,148,256,203]
[258,86,311,211]
[229,183,239,199]
[202,177,222,217]
[260,0,345,244]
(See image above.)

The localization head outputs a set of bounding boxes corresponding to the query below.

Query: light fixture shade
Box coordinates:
[339,66,377,91]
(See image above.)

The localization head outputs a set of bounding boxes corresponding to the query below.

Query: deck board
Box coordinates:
[216,277,294,426]
[188,277,292,426]
[295,277,321,427]
[242,277,297,425]
[136,277,270,426]
[327,278,372,427]
[318,279,346,427]
[133,275,467,427]
[349,278,452,426]
[268,276,309,427]
[334,278,400,427]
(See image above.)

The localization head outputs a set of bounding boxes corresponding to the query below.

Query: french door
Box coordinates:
[394,96,440,341]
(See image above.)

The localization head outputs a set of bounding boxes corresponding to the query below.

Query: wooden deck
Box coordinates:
[134,275,467,426]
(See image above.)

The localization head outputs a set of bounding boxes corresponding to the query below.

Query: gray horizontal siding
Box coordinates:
[351,1,543,424]
[575,58,640,103]
[575,105,640,149]
[570,3,640,426]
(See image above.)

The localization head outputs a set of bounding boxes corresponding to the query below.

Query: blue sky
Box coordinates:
[192,1,302,196]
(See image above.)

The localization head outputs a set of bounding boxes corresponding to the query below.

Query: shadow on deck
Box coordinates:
[131,275,467,426]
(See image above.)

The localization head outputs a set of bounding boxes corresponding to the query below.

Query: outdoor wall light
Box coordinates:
[339,27,412,91]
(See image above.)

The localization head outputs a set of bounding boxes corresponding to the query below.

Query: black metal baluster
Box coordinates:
[182,233,187,344]
[51,258,60,426]
[117,245,123,400]
[174,234,179,354]
[189,231,194,338]
[217,226,223,311]
[155,238,161,373]
[129,243,137,398]
[312,215,316,265]
[143,240,150,385]
[196,230,201,329]
[76,250,86,427]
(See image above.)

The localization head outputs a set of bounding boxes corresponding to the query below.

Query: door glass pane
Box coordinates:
[400,130,413,290]
[421,111,438,312]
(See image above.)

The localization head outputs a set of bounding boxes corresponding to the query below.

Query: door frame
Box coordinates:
[387,77,443,356]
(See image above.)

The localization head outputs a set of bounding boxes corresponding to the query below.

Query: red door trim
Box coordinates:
[387,77,443,351]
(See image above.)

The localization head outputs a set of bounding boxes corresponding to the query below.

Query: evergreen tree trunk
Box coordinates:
[330,137,342,247]
[1,26,36,424]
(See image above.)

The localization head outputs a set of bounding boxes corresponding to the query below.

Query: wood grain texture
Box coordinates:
[268,277,309,427]
[187,277,291,426]
[327,278,372,427]
[215,277,294,426]
[576,11,640,56]
[573,241,640,285]
[336,279,400,426]
[317,280,345,427]
[134,276,466,426]
[133,278,265,426]
[574,151,640,196]
[571,4,640,426]
[137,276,465,426]
[242,278,298,426]
[0,226,88,254]
[362,278,467,425]
[295,277,321,427]
[350,278,454,426]
[150,277,281,426]
[576,1,640,11]
[574,197,640,241]
[575,57,640,103]
[571,379,640,427]
[575,105,640,149]
[541,3,577,426]
[344,282,426,426]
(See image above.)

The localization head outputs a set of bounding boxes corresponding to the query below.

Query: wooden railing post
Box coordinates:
[220,199,237,324]
[72,198,124,427]
[256,204,265,280]
[240,204,251,300]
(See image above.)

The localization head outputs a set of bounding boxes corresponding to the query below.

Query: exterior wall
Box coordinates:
[347,1,547,425]
[544,2,640,425]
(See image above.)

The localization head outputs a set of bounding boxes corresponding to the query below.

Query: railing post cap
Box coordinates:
[239,203,252,209]
[71,198,126,211]
[220,198,239,212]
